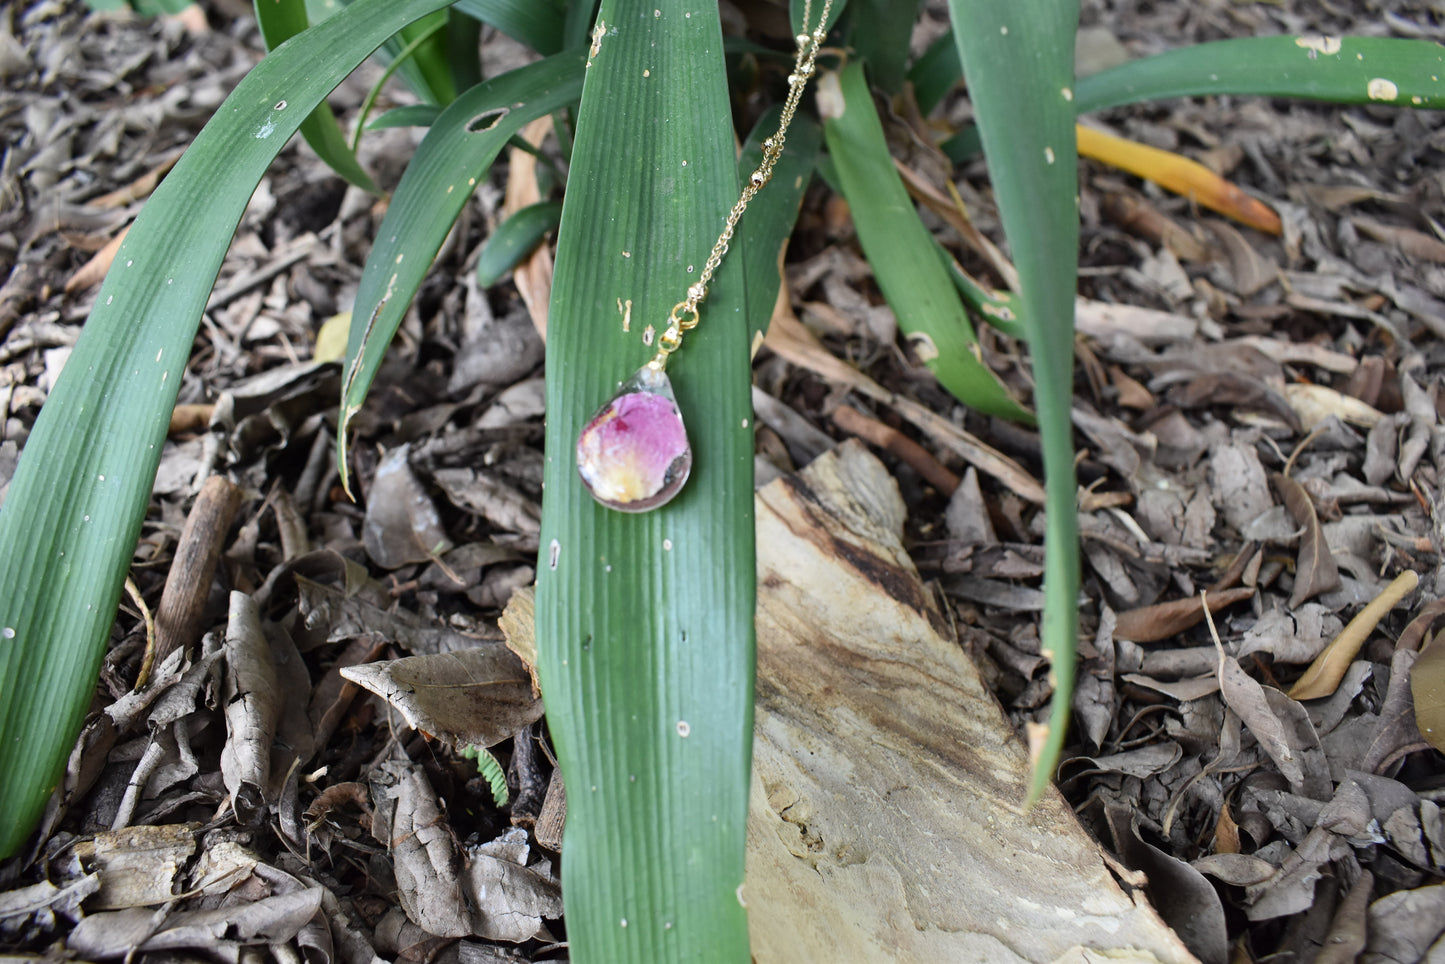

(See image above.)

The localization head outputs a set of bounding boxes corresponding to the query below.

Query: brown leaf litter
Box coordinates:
[2,1,1445,962]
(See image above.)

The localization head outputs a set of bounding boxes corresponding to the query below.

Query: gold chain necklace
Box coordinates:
[575,0,835,513]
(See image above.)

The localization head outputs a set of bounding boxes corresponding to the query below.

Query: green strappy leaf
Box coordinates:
[0,0,454,860]
[536,0,759,957]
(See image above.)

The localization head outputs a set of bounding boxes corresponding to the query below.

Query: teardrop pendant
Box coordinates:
[575,363,693,513]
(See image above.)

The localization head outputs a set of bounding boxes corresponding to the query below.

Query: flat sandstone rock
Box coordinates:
[747,441,1194,963]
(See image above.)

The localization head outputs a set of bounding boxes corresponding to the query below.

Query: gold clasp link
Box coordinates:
[669,301,700,330]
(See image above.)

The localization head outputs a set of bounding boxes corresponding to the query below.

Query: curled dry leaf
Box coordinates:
[369,763,560,941]
[1271,472,1342,609]
[219,592,280,827]
[154,474,244,671]
[1214,640,1324,798]
[1313,870,1373,964]
[1291,569,1417,701]
[1283,383,1385,432]
[1114,587,1254,643]
[68,887,325,959]
[1102,805,1229,964]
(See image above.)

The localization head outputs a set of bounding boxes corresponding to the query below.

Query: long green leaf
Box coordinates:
[846,0,924,93]
[454,0,567,55]
[1077,35,1445,113]
[821,60,1032,422]
[536,0,755,958]
[948,0,1081,803]
[909,29,963,115]
[338,51,585,489]
[254,0,380,195]
[476,200,564,288]
[388,11,457,105]
[0,0,454,860]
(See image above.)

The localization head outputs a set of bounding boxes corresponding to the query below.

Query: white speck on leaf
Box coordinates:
[1044,146,1055,164]
[1295,36,1342,57]
[549,539,560,570]
[254,118,276,139]
[908,331,939,362]
[663,538,673,551]
[677,720,690,737]
[1367,77,1399,101]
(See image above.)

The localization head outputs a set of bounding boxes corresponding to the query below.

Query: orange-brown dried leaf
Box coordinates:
[1115,587,1253,643]
[1077,125,1282,235]
[1291,569,1418,701]
[1101,193,1212,262]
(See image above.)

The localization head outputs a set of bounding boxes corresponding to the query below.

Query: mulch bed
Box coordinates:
[2,0,1444,960]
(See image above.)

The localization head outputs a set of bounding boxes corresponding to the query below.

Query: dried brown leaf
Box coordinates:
[1215,642,1323,797]
[68,886,325,958]
[1104,806,1228,964]
[1407,634,1445,752]
[1203,218,1278,294]
[1283,383,1384,432]
[362,444,453,569]
[220,592,280,826]
[1114,587,1253,643]
[1169,373,1302,432]
[1290,568,1417,700]
[764,307,1045,502]
[1352,214,1445,263]
[340,644,542,749]
[1271,472,1342,609]
[1364,879,1445,962]
[71,824,199,909]
[1101,192,1212,262]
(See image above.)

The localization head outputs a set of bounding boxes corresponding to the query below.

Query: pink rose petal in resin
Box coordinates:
[576,364,692,512]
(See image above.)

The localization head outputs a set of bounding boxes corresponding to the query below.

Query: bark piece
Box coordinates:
[746,441,1193,963]
[71,824,198,909]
